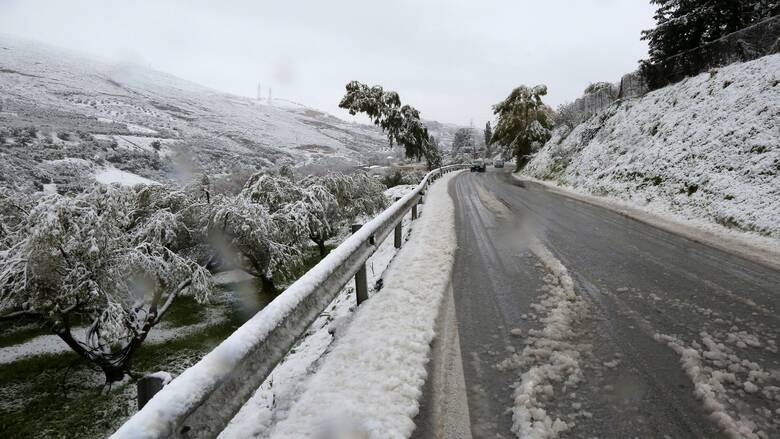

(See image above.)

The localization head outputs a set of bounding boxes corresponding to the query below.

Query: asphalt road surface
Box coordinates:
[415,168,780,439]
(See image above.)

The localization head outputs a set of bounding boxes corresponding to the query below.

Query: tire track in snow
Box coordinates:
[497,242,589,439]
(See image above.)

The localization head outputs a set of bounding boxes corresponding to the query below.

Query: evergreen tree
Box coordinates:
[452,127,475,154]
[426,135,443,169]
[490,85,553,171]
[642,0,780,64]
[484,122,493,157]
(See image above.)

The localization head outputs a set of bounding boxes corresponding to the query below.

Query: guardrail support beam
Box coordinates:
[411,204,418,220]
[394,222,402,248]
[351,224,369,305]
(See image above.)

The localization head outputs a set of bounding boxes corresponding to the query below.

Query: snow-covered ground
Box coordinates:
[94,166,160,186]
[257,171,459,438]
[524,54,780,248]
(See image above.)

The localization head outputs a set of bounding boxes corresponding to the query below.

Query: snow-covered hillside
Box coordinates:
[0,35,432,191]
[525,54,780,241]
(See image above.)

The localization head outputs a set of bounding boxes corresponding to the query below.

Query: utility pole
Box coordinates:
[257,82,262,101]
[268,87,273,106]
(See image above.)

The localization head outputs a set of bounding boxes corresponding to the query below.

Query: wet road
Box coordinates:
[438,168,780,438]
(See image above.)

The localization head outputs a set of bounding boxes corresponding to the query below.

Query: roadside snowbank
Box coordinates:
[524,54,780,244]
[268,172,459,439]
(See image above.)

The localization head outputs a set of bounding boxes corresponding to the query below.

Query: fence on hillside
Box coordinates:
[111,164,468,439]
[641,14,780,91]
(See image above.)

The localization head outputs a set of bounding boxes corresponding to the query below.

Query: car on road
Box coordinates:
[493,159,504,168]
[470,159,486,172]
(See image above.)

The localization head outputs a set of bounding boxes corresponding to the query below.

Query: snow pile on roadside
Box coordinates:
[524,54,780,241]
[267,172,459,439]
[220,186,420,438]
[497,243,588,439]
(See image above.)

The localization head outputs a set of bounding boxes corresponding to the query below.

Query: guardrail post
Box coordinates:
[137,374,166,410]
[351,224,368,305]
[393,198,403,248]
[411,203,418,220]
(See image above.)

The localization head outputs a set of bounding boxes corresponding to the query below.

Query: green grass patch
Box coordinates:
[0,315,243,439]
[0,320,49,346]
[0,246,330,438]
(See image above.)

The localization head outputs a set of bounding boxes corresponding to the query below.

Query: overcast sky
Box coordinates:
[0,0,655,126]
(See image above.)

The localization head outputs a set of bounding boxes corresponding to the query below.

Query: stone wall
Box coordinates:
[618,70,648,100]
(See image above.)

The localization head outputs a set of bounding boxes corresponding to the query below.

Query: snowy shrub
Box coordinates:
[301,171,388,256]
[0,184,211,383]
[209,173,317,294]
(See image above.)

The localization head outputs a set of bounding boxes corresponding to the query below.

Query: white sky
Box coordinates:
[0,0,655,126]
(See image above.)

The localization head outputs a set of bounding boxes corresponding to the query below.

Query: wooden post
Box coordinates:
[351,224,368,305]
[412,203,418,220]
[394,221,402,249]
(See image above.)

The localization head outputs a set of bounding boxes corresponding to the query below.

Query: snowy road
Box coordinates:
[429,168,780,438]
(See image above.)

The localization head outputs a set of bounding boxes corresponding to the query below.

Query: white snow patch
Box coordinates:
[94,166,159,186]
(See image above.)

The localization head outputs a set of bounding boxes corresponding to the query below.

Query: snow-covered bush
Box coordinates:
[0,184,211,383]
[209,172,319,294]
[301,171,388,256]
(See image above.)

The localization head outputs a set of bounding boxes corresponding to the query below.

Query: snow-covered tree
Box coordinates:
[490,85,554,171]
[0,188,33,250]
[301,172,388,257]
[0,185,211,384]
[339,81,438,169]
[484,122,493,157]
[209,172,316,294]
[452,127,475,154]
[426,135,443,170]
[641,0,780,64]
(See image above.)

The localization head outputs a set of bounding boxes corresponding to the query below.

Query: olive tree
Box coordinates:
[0,185,211,384]
[301,171,387,257]
[209,173,320,294]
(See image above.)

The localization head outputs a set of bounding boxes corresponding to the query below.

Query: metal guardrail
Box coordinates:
[112,164,467,439]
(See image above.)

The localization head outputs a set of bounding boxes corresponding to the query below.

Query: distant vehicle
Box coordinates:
[470,159,486,172]
[494,159,504,168]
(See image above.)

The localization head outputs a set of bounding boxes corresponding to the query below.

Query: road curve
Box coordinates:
[416,168,780,439]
